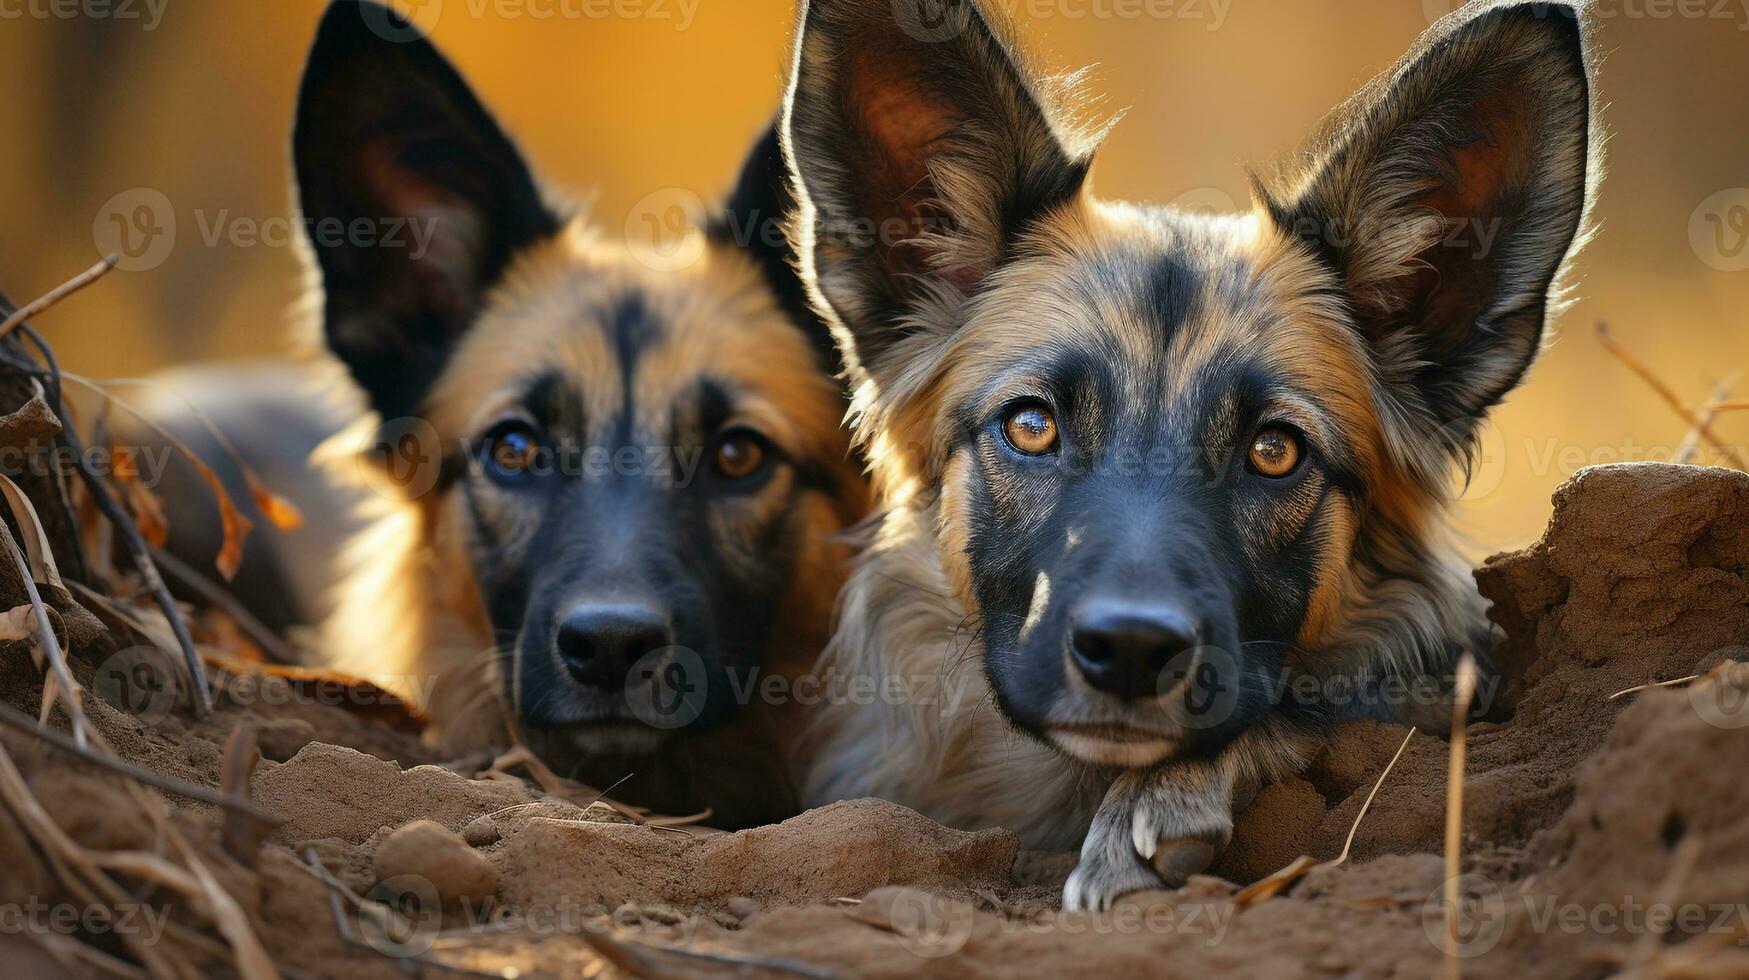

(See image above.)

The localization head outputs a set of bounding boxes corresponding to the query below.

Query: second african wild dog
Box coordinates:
[296,0,864,826]
[782,0,1599,906]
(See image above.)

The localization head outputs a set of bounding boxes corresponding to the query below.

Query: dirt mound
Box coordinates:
[4,461,1747,977]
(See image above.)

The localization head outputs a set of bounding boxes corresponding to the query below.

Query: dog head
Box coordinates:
[784,0,1595,764]
[297,0,862,759]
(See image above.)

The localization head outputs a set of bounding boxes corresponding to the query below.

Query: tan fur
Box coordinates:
[320,221,860,758]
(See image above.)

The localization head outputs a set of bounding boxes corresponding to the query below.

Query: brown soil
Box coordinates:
[4,461,1747,978]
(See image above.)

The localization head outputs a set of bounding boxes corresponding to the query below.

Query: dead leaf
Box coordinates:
[0,472,63,588]
[0,604,34,642]
[249,484,303,532]
[111,444,169,548]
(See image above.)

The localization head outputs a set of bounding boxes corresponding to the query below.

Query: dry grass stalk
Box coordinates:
[6,317,212,713]
[1595,323,1748,469]
[61,374,258,580]
[219,721,267,865]
[1678,373,1740,464]
[489,744,712,829]
[299,849,516,980]
[0,700,279,824]
[0,472,90,748]
[1232,725,1418,909]
[83,374,305,532]
[1607,675,1702,700]
[0,738,204,979]
[0,255,117,339]
[1443,654,1480,980]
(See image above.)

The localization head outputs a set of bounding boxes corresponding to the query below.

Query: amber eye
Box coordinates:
[713,429,768,480]
[1247,426,1304,478]
[484,421,541,482]
[1002,403,1060,456]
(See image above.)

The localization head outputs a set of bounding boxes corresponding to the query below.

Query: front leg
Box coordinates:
[1062,757,1234,912]
[1062,720,1319,912]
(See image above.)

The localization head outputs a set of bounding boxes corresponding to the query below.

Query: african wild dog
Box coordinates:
[296,0,864,826]
[782,0,1598,906]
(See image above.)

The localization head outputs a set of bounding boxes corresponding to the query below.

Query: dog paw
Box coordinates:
[1062,835,1165,913]
[1130,791,1231,886]
[1062,771,1234,912]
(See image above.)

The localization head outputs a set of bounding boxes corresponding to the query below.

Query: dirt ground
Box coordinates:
[3,460,1747,979]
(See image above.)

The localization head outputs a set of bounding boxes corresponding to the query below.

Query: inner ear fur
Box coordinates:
[1265,1,1597,436]
[782,0,1092,379]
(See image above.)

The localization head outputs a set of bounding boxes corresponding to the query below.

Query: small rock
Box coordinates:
[726,896,759,919]
[374,820,498,905]
[461,815,501,847]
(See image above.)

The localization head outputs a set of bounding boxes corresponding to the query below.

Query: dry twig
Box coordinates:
[1233,725,1418,908]
[1678,373,1741,464]
[1442,654,1480,980]
[9,320,213,713]
[0,476,91,748]
[0,255,117,339]
[0,700,279,825]
[1596,323,1747,468]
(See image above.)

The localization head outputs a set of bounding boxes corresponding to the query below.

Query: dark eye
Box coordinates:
[483,420,541,482]
[713,428,769,482]
[1247,426,1305,479]
[1001,403,1059,456]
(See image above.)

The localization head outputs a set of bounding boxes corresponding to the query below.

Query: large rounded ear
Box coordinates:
[1267,1,1597,448]
[781,0,1091,391]
[294,0,559,421]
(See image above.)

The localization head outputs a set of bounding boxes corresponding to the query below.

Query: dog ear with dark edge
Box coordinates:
[710,121,842,378]
[294,0,559,421]
[1266,1,1594,445]
[781,0,1090,384]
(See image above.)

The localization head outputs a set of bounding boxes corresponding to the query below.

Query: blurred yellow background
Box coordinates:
[0,0,1745,555]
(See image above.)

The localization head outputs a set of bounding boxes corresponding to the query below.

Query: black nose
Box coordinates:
[1070,599,1204,700]
[555,603,671,689]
